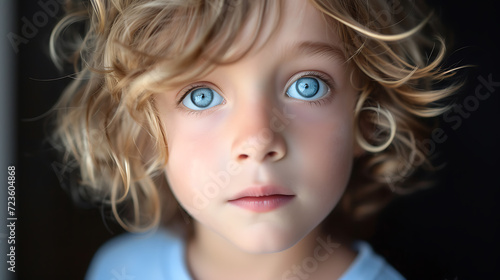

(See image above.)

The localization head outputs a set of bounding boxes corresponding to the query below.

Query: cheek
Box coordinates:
[299,123,353,187]
[287,100,355,199]
[163,114,227,209]
[164,117,210,196]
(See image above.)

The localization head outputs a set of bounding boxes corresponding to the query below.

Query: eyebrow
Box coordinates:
[283,41,347,64]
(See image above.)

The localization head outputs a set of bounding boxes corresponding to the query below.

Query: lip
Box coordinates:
[228,186,295,213]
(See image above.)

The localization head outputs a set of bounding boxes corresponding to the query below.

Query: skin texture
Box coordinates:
[155,0,358,279]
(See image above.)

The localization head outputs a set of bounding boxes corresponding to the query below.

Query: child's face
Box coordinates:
[156,0,358,253]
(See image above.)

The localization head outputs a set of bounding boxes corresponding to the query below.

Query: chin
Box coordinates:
[229,225,307,254]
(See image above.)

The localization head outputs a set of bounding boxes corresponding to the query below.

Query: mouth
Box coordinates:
[228,186,295,213]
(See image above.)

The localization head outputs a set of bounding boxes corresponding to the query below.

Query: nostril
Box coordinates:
[238,154,249,160]
[267,151,277,158]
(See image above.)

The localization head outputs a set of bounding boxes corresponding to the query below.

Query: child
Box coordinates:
[50,0,460,279]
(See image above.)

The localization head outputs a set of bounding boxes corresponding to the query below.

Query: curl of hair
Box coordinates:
[50,0,462,232]
[311,0,463,221]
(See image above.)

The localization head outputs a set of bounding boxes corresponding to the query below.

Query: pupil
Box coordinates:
[296,77,319,98]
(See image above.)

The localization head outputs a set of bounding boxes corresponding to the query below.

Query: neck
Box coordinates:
[186,221,356,280]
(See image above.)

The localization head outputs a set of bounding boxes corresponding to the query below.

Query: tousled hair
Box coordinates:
[50,0,461,233]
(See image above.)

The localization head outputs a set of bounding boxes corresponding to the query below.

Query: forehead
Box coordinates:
[144,0,346,90]
[275,0,337,43]
[226,0,345,65]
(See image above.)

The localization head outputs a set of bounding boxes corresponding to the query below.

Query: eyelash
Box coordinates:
[177,71,335,114]
[177,84,201,105]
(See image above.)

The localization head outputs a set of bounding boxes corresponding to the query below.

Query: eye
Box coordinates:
[286,77,329,101]
[182,87,224,110]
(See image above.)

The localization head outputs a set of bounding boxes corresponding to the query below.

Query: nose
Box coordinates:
[231,101,287,163]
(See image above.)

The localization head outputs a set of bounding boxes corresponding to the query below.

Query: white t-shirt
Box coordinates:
[86,228,405,280]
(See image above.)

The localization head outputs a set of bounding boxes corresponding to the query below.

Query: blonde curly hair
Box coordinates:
[50,0,461,233]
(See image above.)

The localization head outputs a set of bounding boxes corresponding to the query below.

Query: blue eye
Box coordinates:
[182,87,224,110]
[286,77,328,100]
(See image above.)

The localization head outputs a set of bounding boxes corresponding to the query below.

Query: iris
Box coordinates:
[182,87,224,110]
[190,88,214,108]
[296,77,319,98]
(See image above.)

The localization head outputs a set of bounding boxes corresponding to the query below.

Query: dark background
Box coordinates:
[13,0,500,279]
